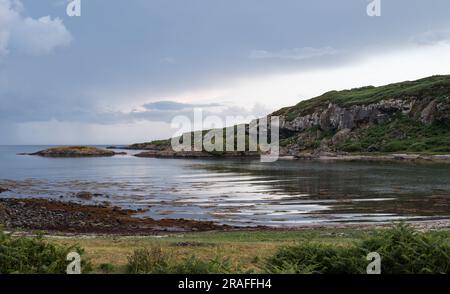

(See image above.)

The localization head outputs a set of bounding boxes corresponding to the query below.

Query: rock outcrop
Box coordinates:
[280,99,419,132]
[75,191,95,200]
[24,146,126,157]
[277,95,449,155]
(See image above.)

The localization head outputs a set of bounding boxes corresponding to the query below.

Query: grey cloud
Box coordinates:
[0,0,72,56]
[249,47,339,61]
[130,101,270,124]
[411,29,450,46]
[128,103,271,126]
[0,94,265,126]
[160,57,176,64]
[142,101,222,111]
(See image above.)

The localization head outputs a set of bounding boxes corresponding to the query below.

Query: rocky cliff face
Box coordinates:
[280,98,449,133]
[277,96,450,155]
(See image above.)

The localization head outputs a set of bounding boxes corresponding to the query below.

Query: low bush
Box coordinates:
[126,247,168,274]
[381,141,409,152]
[265,223,450,274]
[265,242,365,274]
[98,263,115,273]
[338,142,364,152]
[126,247,238,274]
[359,224,450,274]
[167,256,236,274]
[0,229,90,274]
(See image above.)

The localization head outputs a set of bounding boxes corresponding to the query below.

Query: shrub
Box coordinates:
[126,247,238,274]
[126,247,168,274]
[167,256,235,274]
[359,224,450,274]
[99,263,115,273]
[265,223,450,274]
[0,229,90,274]
[265,242,365,274]
[338,142,363,152]
[381,141,409,152]
[408,143,427,152]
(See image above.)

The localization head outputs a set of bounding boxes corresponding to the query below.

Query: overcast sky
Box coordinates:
[1,0,450,144]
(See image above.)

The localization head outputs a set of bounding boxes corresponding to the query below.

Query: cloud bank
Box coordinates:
[0,0,72,56]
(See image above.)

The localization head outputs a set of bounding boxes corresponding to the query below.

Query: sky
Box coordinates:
[1,0,450,145]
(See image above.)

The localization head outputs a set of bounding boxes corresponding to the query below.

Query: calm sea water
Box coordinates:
[1,145,450,227]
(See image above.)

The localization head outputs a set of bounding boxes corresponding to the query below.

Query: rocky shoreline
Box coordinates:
[132,148,450,164]
[2,197,450,236]
[0,198,231,235]
[292,152,450,163]
[134,150,261,159]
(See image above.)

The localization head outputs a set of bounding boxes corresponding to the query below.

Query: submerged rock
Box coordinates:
[0,186,9,194]
[75,191,95,200]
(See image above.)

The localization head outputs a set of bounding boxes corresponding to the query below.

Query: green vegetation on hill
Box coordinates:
[338,115,450,153]
[275,75,450,120]
[129,125,265,156]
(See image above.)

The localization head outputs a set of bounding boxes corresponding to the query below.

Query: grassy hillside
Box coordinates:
[275,75,450,121]
[337,116,450,153]
[276,75,450,154]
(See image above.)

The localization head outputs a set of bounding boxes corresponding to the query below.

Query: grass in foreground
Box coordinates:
[47,224,450,274]
[2,224,450,274]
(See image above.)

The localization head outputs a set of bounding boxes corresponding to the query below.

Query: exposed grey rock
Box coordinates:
[318,138,332,153]
[75,192,94,200]
[332,128,352,146]
[281,99,416,132]
[420,100,438,124]
[280,98,450,134]
[276,97,450,156]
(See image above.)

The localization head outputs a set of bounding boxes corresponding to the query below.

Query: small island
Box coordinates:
[21,146,126,157]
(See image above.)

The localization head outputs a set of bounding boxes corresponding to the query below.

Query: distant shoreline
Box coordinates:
[132,150,450,164]
[9,144,450,164]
